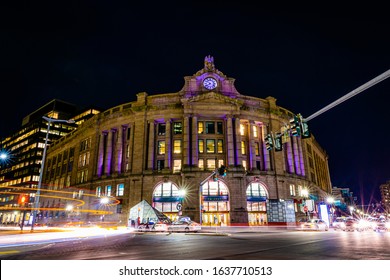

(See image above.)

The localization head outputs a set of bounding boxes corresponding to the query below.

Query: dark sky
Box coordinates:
[1,2,389,204]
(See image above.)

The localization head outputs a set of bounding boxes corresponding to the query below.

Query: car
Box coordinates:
[300,219,329,231]
[168,221,202,233]
[332,217,346,230]
[373,219,390,232]
[343,218,357,231]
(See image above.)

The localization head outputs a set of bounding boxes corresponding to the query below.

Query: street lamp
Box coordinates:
[31,116,75,231]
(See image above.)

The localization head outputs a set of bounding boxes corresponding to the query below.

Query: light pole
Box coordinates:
[31,116,75,231]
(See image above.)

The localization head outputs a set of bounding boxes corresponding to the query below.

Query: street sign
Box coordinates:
[304,206,308,212]
[176,203,182,211]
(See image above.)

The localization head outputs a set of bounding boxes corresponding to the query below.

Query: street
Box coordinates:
[1,227,390,260]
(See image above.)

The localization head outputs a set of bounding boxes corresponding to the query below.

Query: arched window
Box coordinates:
[246,182,268,212]
[153,182,180,212]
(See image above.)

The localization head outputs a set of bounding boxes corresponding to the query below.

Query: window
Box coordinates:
[198,140,204,153]
[217,122,223,134]
[158,123,166,135]
[207,159,216,170]
[173,140,182,154]
[217,140,224,153]
[240,124,245,136]
[106,185,112,196]
[253,125,258,138]
[157,160,164,171]
[289,184,296,196]
[241,141,246,155]
[246,182,267,197]
[96,186,101,197]
[205,122,215,134]
[242,160,247,170]
[206,139,215,153]
[116,183,124,196]
[173,122,182,134]
[173,160,181,173]
[255,142,260,156]
[198,159,204,170]
[198,122,204,134]
[157,141,165,155]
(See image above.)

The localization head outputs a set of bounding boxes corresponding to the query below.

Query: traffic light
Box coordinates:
[274,133,283,151]
[218,165,227,177]
[300,119,311,139]
[289,115,301,136]
[264,134,273,151]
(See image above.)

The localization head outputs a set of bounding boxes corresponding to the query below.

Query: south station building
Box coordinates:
[39,56,332,226]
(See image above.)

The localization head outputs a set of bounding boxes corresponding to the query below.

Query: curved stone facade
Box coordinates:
[41,56,332,226]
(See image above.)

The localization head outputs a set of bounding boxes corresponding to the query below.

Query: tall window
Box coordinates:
[206,139,215,153]
[207,159,216,170]
[96,186,101,197]
[255,142,260,156]
[158,123,166,135]
[241,141,246,155]
[106,185,112,196]
[157,141,165,155]
[289,184,296,196]
[173,122,182,134]
[198,140,204,153]
[198,159,204,170]
[173,160,181,173]
[205,122,215,134]
[198,122,204,134]
[217,122,223,134]
[240,124,245,136]
[173,140,182,154]
[116,183,124,196]
[253,125,258,138]
[217,140,223,153]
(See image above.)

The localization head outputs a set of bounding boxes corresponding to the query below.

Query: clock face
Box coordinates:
[203,77,218,90]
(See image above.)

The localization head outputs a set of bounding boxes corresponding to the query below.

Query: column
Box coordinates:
[147,121,155,170]
[115,126,123,173]
[191,115,198,167]
[183,116,190,166]
[104,129,113,175]
[97,131,106,177]
[234,117,241,166]
[165,119,171,169]
[227,116,234,166]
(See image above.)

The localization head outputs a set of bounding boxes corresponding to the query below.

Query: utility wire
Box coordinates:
[304,69,390,122]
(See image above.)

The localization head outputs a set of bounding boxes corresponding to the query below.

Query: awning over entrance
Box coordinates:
[128,200,172,225]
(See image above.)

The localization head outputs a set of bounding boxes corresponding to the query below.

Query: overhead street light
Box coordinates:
[30,116,75,231]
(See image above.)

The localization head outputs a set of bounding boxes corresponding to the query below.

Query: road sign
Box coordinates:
[176,203,182,211]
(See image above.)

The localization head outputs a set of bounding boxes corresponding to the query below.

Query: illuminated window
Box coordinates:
[255,142,260,156]
[206,139,215,153]
[198,159,204,170]
[106,185,112,196]
[173,122,182,134]
[116,184,124,196]
[207,159,216,170]
[240,124,245,136]
[173,140,182,154]
[198,122,204,134]
[198,140,204,153]
[289,184,296,196]
[173,160,181,173]
[242,160,247,170]
[246,182,267,197]
[253,125,258,138]
[217,140,223,153]
[96,186,101,197]
[297,185,302,196]
[158,141,165,155]
[241,141,247,155]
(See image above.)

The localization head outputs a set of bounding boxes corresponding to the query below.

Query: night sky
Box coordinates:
[1,2,389,204]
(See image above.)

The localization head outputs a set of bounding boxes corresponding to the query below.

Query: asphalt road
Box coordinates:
[1,227,390,260]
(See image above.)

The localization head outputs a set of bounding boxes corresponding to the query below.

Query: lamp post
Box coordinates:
[31,116,75,231]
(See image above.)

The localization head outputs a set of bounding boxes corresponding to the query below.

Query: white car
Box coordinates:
[301,219,329,231]
[168,221,202,233]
